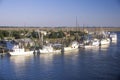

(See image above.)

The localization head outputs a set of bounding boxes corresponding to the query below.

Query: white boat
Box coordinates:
[100,38,110,45]
[39,44,61,54]
[63,41,79,52]
[80,39,100,49]
[110,33,117,41]
[9,45,33,56]
[91,39,100,46]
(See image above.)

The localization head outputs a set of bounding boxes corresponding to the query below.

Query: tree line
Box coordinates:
[0,30,86,40]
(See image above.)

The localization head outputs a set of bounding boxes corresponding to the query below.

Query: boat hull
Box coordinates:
[100,38,110,45]
[110,33,117,41]
[39,49,61,54]
[9,51,33,56]
[63,46,78,52]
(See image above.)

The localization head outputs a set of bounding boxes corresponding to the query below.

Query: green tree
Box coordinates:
[48,31,65,39]
[31,30,39,38]
[12,30,21,39]
[2,30,9,37]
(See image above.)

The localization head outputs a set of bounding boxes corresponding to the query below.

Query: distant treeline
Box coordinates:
[0,26,120,32]
[0,26,120,28]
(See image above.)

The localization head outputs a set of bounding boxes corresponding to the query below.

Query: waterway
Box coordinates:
[0,32,120,80]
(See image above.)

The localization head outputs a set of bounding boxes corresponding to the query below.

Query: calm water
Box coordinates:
[1,32,120,80]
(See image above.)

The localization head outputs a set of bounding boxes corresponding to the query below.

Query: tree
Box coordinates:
[2,30,9,37]
[48,31,65,39]
[12,30,21,39]
[31,30,39,38]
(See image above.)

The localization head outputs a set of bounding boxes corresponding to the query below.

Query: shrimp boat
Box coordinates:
[80,39,100,49]
[100,38,110,45]
[99,31,111,45]
[63,41,79,52]
[109,33,117,41]
[9,45,33,56]
[39,44,61,54]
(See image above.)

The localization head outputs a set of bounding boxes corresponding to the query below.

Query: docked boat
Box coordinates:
[63,41,79,52]
[109,33,117,41]
[91,39,100,46]
[9,45,33,56]
[39,44,61,54]
[100,38,110,45]
[80,39,100,49]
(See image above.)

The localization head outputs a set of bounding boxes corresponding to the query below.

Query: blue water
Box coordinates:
[1,32,120,80]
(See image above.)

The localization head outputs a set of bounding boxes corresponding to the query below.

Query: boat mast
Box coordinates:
[76,16,78,31]
[75,16,79,41]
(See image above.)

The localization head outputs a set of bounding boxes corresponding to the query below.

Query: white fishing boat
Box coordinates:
[80,39,100,49]
[100,38,110,45]
[39,44,61,54]
[110,33,117,41]
[9,45,33,56]
[91,39,100,46]
[63,41,79,52]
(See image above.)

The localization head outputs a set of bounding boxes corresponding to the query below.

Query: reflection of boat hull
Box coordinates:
[111,38,117,42]
[100,45,110,51]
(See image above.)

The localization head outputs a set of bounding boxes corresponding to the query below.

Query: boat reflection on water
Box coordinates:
[63,49,80,58]
[112,40,117,45]
[9,56,32,73]
[39,53,54,63]
[10,55,32,64]
[100,44,110,51]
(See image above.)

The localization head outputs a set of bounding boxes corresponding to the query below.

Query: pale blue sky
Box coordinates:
[0,0,120,27]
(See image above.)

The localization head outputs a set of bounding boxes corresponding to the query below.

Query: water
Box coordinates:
[1,32,120,80]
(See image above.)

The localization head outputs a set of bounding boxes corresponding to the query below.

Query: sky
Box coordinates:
[0,0,120,27]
